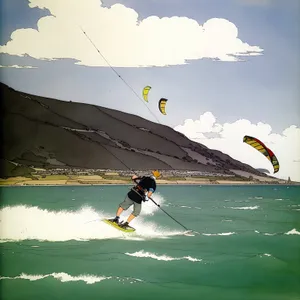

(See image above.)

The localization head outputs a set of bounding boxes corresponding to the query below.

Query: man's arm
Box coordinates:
[144,187,155,201]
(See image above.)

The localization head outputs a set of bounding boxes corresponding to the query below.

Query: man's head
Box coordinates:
[151,170,161,179]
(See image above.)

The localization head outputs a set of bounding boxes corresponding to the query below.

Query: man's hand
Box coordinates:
[132,175,139,180]
[143,195,149,202]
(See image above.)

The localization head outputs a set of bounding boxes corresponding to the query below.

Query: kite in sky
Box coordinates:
[142,86,168,116]
[243,135,279,173]
[158,98,168,115]
[142,86,151,102]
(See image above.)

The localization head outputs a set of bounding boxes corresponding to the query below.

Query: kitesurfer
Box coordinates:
[110,170,161,229]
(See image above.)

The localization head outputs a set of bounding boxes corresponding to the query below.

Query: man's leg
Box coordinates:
[126,213,136,224]
[111,196,133,224]
[116,206,124,216]
[122,202,141,226]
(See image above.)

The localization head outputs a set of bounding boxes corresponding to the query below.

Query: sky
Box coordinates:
[0,0,299,181]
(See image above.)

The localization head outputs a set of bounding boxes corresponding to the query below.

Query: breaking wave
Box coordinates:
[285,229,300,235]
[0,272,143,285]
[254,230,277,236]
[258,253,273,258]
[228,206,259,210]
[255,229,300,236]
[165,203,201,210]
[202,232,236,236]
[124,250,202,262]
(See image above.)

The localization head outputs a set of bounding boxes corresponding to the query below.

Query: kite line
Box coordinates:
[79,26,161,124]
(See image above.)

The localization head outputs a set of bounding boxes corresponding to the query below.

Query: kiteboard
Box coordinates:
[103,219,136,233]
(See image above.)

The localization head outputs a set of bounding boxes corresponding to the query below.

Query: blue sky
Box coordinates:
[1,0,299,180]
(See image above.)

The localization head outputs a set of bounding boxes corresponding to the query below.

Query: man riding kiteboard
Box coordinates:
[109,170,161,229]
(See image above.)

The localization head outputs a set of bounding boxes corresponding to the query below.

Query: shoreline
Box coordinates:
[0,184,296,187]
[0,176,293,187]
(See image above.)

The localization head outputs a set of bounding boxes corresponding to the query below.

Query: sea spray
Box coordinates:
[0,194,185,242]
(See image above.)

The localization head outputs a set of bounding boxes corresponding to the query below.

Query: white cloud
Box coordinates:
[0,65,37,68]
[0,0,263,67]
[174,112,300,182]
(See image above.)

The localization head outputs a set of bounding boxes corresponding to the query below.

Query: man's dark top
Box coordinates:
[127,176,156,204]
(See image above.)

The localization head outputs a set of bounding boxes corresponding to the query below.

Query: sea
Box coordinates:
[0,184,299,300]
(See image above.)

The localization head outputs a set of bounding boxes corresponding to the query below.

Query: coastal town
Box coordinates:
[0,166,294,186]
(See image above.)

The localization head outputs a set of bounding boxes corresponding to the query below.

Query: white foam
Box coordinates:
[124,250,202,262]
[254,230,276,236]
[202,232,236,236]
[259,253,273,258]
[165,202,201,210]
[285,229,300,235]
[229,206,259,210]
[0,202,185,242]
[177,205,201,210]
[0,272,142,285]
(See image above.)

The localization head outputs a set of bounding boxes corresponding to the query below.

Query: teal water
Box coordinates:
[0,185,299,300]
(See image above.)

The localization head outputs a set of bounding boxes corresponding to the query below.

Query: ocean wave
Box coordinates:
[0,272,143,284]
[180,205,192,209]
[258,253,273,258]
[284,229,300,235]
[255,229,300,236]
[228,206,259,210]
[179,205,202,210]
[124,250,202,262]
[202,232,236,236]
[254,230,276,236]
[166,203,201,210]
